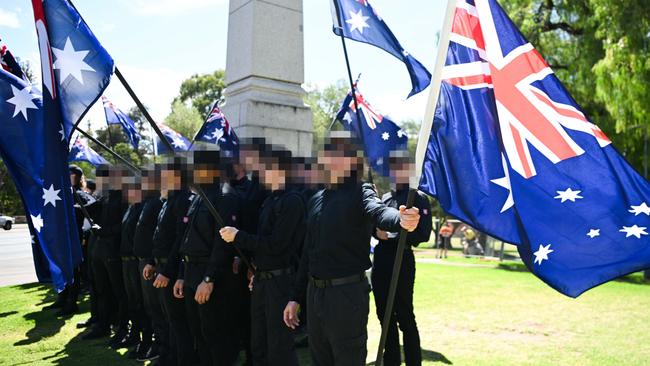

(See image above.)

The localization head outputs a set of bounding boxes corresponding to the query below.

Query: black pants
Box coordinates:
[157,276,197,366]
[183,262,239,366]
[139,260,169,362]
[87,234,99,320]
[91,256,127,331]
[307,279,369,366]
[234,270,252,364]
[250,274,298,366]
[122,258,151,341]
[372,246,421,366]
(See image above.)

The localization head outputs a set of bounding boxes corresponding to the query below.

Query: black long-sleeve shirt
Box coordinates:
[291,182,402,303]
[133,194,163,259]
[376,189,432,249]
[89,190,127,259]
[120,203,144,256]
[234,190,305,271]
[230,176,269,235]
[180,187,239,285]
[152,190,193,278]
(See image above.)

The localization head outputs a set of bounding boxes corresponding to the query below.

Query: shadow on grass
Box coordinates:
[0,310,18,318]
[496,262,650,286]
[366,348,453,365]
[13,284,67,346]
[45,330,139,366]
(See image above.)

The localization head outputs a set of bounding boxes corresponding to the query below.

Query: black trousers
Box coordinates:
[372,246,421,366]
[183,263,239,366]
[121,258,151,341]
[91,256,127,331]
[87,234,99,320]
[234,270,252,364]
[307,279,369,366]
[157,275,197,366]
[250,274,298,366]
[139,260,169,361]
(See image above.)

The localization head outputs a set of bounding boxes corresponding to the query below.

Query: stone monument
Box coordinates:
[222,0,313,157]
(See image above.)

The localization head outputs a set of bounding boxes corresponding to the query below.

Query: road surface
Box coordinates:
[0,224,37,287]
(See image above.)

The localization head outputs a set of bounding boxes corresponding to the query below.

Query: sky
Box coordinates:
[0,0,446,134]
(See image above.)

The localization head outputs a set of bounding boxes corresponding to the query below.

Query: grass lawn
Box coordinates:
[1,251,650,365]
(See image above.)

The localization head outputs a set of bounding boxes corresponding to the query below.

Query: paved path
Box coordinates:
[0,224,37,287]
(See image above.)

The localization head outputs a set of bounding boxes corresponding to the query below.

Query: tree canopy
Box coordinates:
[174,70,226,116]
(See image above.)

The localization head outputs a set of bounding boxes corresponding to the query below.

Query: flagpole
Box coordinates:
[114,66,254,273]
[332,0,373,184]
[375,0,457,365]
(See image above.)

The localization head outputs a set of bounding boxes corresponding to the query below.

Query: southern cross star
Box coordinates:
[42,184,62,207]
[620,225,648,239]
[52,37,96,85]
[6,84,38,121]
[554,188,583,203]
[346,9,370,34]
[533,244,554,265]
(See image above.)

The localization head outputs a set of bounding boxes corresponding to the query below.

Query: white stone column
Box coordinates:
[223,0,313,157]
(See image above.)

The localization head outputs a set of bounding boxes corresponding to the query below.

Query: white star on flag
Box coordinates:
[490,154,514,213]
[554,188,583,203]
[171,136,186,149]
[346,9,370,34]
[76,151,84,159]
[42,184,62,207]
[381,132,389,141]
[343,112,353,124]
[51,37,96,85]
[533,244,553,265]
[629,202,650,216]
[210,128,224,141]
[397,130,405,138]
[59,125,66,141]
[31,214,43,233]
[6,84,38,121]
[619,225,648,239]
[586,229,600,238]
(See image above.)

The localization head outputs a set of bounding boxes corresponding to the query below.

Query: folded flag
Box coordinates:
[102,96,141,149]
[416,0,650,297]
[335,87,408,176]
[331,0,431,98]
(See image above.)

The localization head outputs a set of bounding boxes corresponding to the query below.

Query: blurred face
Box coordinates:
[141,173,158,192]
[160,169,181,192]
[127,188,142,204]
[241,150,263,176]
[260,166,286,191]
[390,162,414,186]
[192,165,219,185]
[318,151,359,185]
[70,173,79,187]
[95,176,109,194]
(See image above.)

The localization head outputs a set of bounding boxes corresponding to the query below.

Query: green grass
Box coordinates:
[2,253,650,365]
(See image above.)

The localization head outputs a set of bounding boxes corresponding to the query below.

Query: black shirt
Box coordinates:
[120,202,144,256]
[151,190,193,277]
[180,187,239,284]
[234,190,306,271]
[230,176,269,235]
[376,189,432,249]
[89,190,127,259]
[292,182,402,302]
[133,193,163,259]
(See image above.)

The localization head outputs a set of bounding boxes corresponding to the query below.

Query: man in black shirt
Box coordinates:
[372,153,432,366]
[283,133,421,365]
[174,150,241,366]
[220,147,304,366]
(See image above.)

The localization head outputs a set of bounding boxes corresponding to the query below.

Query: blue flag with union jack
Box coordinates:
[69,136,108,166]
[102,96,141,149]
[418,0,650,297]
[336,87,408,176]
[155,124,191,154]
[331,0,431,98]
[194,103,239,156]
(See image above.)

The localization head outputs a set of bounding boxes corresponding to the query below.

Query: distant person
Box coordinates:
[462,229,484,256]
[437,222,453,259]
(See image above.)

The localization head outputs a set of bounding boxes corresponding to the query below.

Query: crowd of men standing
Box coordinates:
[44,133,430,366]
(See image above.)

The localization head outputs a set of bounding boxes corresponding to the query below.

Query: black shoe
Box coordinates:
[127,342,147,359]
[108,330,128,349]
[55,303,78,316]
[76,317,96,329]
[82,327,110,340]
[136,345,159,362]
[113,332,139,349]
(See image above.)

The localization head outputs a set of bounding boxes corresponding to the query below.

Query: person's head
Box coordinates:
[84,179,96,194]
[258,145,292,191]
[141,165,161,195]
[388,151,414,188]
[94,164,111,195]
[190,149,222,188]
[318,131,364,186]
[236,137,268,178]
[122,177,142,204]
[69,165,84,189]
[159,156,187,196]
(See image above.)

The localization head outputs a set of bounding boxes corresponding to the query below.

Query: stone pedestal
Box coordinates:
[223,0,313,157]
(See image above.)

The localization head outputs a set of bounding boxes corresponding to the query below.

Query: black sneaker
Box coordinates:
[136,345,160,362]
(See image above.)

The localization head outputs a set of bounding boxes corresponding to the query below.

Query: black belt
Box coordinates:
[256,267,294,281]
[183,255,210,263]
[154,257,168,265]
[310,273,366,289]
[121,256,137,261]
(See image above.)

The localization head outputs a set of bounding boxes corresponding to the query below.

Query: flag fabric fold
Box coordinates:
[156,124,191,154]
[69,136,109,166]
[193,103,239,156]
[102,96,141,149]
[417,0,650,297]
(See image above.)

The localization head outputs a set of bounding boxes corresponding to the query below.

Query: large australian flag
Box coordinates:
[32,0,114,143]
[156,124,191,154]
[193,103,239,156]
[69,136,108,166]
[102,96,140,149]
[417,0,650,297]
[336,87,408,176]
[331,0,431,98]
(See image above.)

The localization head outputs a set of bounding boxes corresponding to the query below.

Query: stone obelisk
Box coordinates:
[222,0,313,157]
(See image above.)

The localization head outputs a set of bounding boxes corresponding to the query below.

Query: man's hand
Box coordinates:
[143,264,156,280]
[173,280,184,299]
[375,228,389,240]
[399,206,420,232]
[219,226,238,243]
[153,273,170,288]
[283,301,301,329]
[195,281,214,305]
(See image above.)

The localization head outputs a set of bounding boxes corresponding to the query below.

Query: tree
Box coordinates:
[164,100,204,140]
[174,70,226,116]
[304,80,350,150]
[0,159,22,215]
[501,0,649,175]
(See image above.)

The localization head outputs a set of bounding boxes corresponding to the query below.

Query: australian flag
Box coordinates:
[102,96,140,149]
[32,0,114,143]
[336,87,408,176]
[0,40,28,81]
[0,68,81,292]
[156,124,191,154]
[417,0,650,297]
[193,103,239,156]
[331,0,431,98]
[69,136,108,166]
